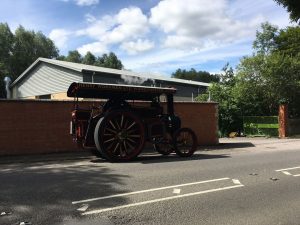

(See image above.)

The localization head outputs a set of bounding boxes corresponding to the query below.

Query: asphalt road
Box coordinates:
[1,138,300,225]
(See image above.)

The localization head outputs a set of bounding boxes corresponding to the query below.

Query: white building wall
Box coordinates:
[14,62,82,98]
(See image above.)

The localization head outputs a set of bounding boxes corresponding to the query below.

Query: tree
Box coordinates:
[56,55,66,61]
[0,24,58,98]
[95,52,123,69]
[10,26,59,78]
[82,51,96,65]
[196,64,241,136]
[58,51,123,69]
[196,23,300,135]
[239,24,300,117]
[253,22,279,55]
[65,50,82,63]
[0,23,13,98]
[0,23,13,72]
[171,68,220,83]
[274,0,300,23]
[220,63,235,85]
[275,26,300,56]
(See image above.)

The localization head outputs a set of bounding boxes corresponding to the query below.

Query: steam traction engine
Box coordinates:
[67,82,197,162]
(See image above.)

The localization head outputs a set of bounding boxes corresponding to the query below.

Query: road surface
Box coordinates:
[1,138,300,225]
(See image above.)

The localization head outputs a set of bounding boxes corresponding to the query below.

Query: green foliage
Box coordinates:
[275,26,300,56]
[243,116,279,136]
[94,52,123,69]
[253,22,278,55]
[196,23,300,136]
[10,26,59,77]
[237,25,300,117]
[220,63,235,85]
[195,65,242,136]
[0,23,58,98]
[59,51,123,70]
[65,50,82,63]
[0,23,13,98]
[274,0,300,23]
[171,68,220,83]
[82,51,96,65]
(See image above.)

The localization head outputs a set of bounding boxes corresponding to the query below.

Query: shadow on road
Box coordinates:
[202,142,255,151]
[91,152,230,164]
[0,161,129,225]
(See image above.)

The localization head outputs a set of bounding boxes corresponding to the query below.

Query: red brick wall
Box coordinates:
[174,102,218,145]
[0,100,218,156]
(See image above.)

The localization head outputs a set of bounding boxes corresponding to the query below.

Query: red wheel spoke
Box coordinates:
[105,128,117,134]
[104,137,115,143]
[119,144,124,157]
[127,129,138,134]
[113,143,120,153]
[120,115,124,128]
[123,120,129,130]
[127,137,137,144]
[114,118,121,130]
[109,120,117,130]
[126,121,136,130]
[123,141,129,154]
[106,141,117,151]
[126,140,135,150]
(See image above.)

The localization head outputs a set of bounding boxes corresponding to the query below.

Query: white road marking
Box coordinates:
[232,179,241,185]
[282,171,292,176]
[77,204,89,212]
[82,184,244,215]
[275,166,300,172]
[173,188,181,194]
[72,177,230,204]
[293,174,300,177]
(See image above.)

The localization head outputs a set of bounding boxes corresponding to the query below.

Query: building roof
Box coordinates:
[10,57,210,88]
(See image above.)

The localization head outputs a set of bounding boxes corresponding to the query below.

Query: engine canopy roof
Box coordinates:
[67,82,176,100]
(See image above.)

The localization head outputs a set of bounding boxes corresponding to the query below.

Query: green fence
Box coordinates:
[243,116,279,137]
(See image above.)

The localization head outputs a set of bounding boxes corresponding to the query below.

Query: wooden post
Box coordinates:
[278,104,288,138]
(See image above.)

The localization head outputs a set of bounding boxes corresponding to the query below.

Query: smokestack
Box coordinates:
[3,76,12,99]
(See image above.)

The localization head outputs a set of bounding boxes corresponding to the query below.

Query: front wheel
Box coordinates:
[153,133,174,155]
[174,128,197,157]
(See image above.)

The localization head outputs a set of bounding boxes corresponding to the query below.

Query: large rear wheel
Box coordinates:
[174,128,197,157]
[94,117,106,159]
[94,110,145,162]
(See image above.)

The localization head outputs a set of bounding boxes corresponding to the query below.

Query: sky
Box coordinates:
[0,0,295,76]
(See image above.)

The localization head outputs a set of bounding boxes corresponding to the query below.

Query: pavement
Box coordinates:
[1,137,300,225]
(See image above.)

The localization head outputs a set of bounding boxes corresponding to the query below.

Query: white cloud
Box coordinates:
[101,7,149,44]
[76,15,113,38]
[61,0,99,6]
[54,0,291,74]
[76,7,150,55]
[122,41,252,74]
[49,29,71,48]
[75,0,99,6]
[85,13,97,23]
[78,7,149,43]
[149,0,262,49]
[121,39,154,55]
[77,41,107,55]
